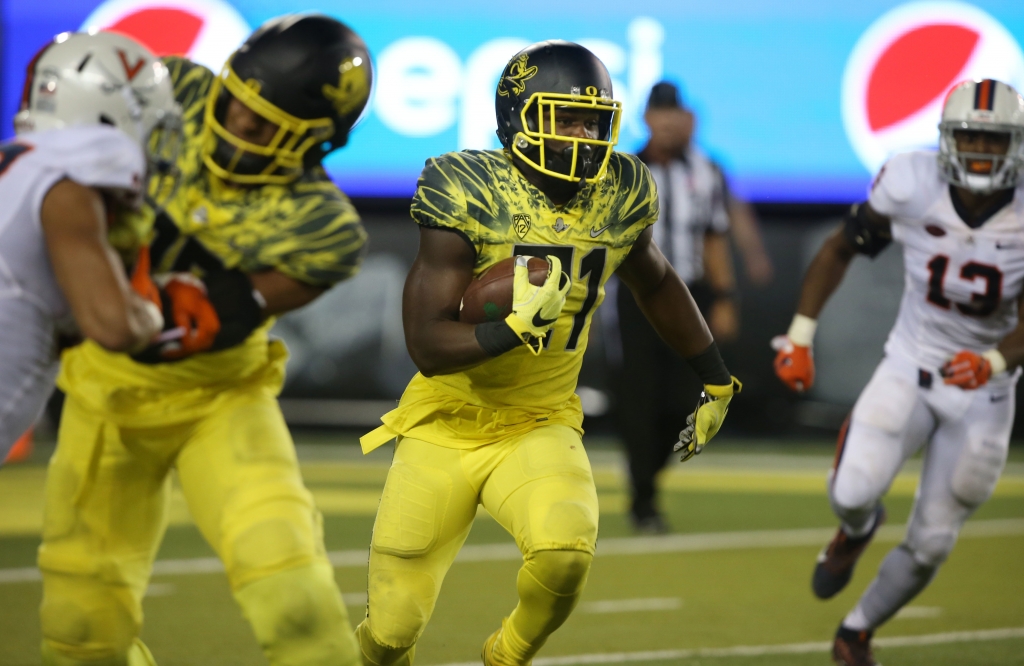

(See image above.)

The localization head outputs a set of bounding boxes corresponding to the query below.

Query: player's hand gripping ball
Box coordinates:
[941,350,991,389]
[772,335,815,392]
[505,255,571,354]
[460,256,549,324]
[675,377,742,462]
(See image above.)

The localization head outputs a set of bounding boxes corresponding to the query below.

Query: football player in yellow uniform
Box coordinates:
[357,41,741,666]
[38,15,373,666]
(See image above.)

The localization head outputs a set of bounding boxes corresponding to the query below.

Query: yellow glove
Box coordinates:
[505,255,570,355]
[674,376,742,462]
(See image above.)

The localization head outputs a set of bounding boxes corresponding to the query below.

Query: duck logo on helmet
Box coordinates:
[498,54,538,98]
[323,57,370,117]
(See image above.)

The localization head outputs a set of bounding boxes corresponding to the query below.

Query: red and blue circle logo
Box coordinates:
[81,0,250,73]
[843,1,1024,174]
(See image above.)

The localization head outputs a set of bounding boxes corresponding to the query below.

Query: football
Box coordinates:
[459,256,549,324]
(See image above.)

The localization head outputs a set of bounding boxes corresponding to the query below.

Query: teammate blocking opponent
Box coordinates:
[38,16,373,666]
[0,31,180,462]
[357,41,740,666]
[774,79,1024,666]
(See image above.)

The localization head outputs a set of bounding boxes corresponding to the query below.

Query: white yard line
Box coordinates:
[430,627,1024,666]
[2,518,1022,585]
[894,606,943,619]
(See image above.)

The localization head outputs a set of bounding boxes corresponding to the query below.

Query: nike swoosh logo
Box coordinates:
[532,312,557,327]
[990,394,1009,403]
[590,224,612,238]
[996,242,1018,250]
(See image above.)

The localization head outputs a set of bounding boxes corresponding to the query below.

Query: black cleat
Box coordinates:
[813,505,886,599]
[832,625,880,666]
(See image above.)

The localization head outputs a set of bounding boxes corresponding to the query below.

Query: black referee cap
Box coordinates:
[647,81,684,110]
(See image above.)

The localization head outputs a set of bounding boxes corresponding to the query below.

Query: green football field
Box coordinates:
[1,435,1023,666]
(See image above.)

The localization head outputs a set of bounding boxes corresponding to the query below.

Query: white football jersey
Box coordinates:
[0,125,143,325]
[869,150,1024,371]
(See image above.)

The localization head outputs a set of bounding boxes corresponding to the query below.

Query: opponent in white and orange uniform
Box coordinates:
[774,79,1024,666]
[0,31,179,460]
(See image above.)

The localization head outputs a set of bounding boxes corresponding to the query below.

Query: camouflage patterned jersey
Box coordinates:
[410,149,658,413]
[149,56,367,287]
[58,56,367,397]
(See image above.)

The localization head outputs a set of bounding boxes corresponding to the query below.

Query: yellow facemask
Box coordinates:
[510,90,622,183]
[201,63,335,186]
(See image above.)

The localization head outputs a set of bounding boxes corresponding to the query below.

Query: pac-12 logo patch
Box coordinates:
[513,213,532,238]
[842,1,1024,175]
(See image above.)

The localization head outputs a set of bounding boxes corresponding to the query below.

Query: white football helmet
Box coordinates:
[938,79,1024,193]
[14,31,182,187]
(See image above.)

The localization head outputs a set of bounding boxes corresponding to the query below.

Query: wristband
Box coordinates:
[787,314,817,347]
[475,320,523,357]
[686,341,732,386]
[983,348,1008,375]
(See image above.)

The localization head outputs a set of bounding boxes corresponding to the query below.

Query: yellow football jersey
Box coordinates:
[145,56,367,286]
[59,56,368,401]
[362,149,657,451]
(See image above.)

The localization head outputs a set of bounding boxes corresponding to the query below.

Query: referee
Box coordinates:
[615,81,740,533]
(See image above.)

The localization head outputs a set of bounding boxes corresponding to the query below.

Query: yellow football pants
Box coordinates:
[39,387,360,666]
[357,424,599,666]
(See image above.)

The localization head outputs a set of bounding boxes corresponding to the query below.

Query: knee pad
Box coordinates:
[365,567,437,649]
[234,562,359,666]
[221,480,324,589]
[527,491,599,554]
[830,455,886,524]
[905,526,956,568]
[522,550,593,597]
[41,573,140,665]
[356,621,415,666]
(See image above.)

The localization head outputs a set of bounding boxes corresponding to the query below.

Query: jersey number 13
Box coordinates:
[926,255,1003,317]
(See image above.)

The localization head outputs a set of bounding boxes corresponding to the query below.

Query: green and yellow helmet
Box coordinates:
[495,40,621,184]
[203,13,372,185]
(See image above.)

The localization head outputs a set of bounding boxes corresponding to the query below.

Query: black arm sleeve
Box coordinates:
[205,269,265,351]
[843,202,892,258]
[686,341,732,386]
[475,320,523,357]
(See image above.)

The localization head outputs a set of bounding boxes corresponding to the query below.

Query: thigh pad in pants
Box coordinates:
[483,425,600,556]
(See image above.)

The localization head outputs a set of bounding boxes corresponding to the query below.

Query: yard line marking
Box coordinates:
[2,518,1022,585]
[894,606,943,620]
[144,583,176,598]
[428,627,1024,666]
[342,592,368,607]
[580,598,682,614]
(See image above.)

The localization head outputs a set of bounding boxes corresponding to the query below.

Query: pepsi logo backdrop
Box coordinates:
[4,0,1024,203]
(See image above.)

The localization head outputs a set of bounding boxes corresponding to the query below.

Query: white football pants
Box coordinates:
[830,354,1015,630]
[0,296,59,460]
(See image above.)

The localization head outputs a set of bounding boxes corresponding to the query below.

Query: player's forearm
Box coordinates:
[795,226,857,320]
[80,285,158,352]
[404,319,494,376]
[249,270,325,316]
